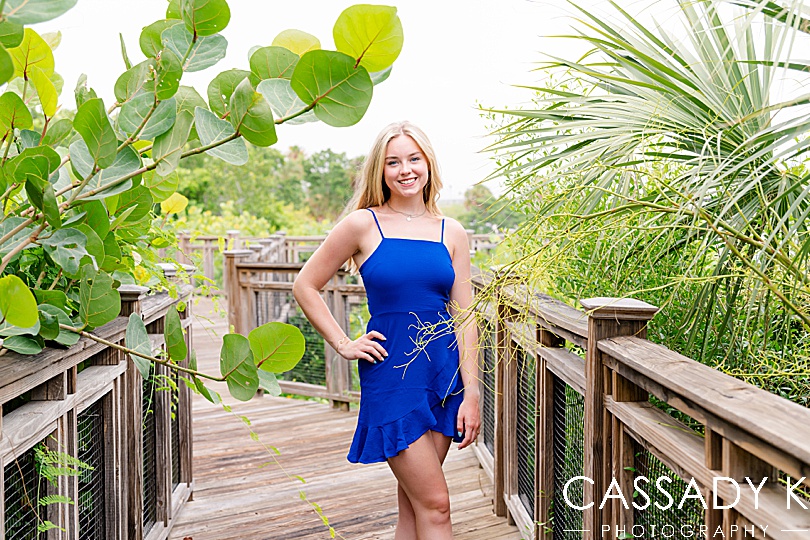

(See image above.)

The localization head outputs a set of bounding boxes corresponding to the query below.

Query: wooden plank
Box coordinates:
[599,336,810,473]
[539,346,585,396]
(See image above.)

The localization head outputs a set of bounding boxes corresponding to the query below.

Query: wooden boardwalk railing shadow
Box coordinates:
[168,296,525,540]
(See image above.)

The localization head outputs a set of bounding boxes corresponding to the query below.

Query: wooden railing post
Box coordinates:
[537,327,564,538]
[119,285,149,540]
[492,269,509,518]
[580,297,658,538]
[223,249,254,335]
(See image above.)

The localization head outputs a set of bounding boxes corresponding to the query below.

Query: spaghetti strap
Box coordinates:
[367,208,385,239]
[440,218,445,243]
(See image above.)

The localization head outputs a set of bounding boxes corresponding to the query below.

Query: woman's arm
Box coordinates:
[292,212,387,362]
[445,219,481,450]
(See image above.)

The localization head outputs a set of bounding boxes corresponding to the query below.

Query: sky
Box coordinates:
[31,0,666,199]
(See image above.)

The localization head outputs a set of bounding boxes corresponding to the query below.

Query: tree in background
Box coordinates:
[457,184,523,233]
[303,149,361,222]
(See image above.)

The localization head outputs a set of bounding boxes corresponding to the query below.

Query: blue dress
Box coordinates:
[347,208,465,464]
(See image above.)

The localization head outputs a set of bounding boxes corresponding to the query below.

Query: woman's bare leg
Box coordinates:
[389,431,454,540]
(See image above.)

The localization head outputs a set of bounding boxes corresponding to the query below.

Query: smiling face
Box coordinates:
[383,135,429,203]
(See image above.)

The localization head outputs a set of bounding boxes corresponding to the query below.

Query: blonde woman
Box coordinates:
[293,121,480,539]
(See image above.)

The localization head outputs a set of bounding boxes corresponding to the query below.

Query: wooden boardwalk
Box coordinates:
[168,297,525,540]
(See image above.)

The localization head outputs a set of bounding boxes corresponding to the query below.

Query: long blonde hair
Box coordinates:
[346,121,443,216]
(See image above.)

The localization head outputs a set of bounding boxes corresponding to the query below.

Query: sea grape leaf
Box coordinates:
[162,22,227,73]
[73,97,117,169]
[228,78,276,147]
[248,322,305,373]
[257,79,315,125]
[70,142,141,200]
[7,28,54,78]
[152,109,192,176]
[291,50,373,127]
[248,46,298,85]
[165,306,187,362]
[4,0,78,25]
[125,313,152,378]
[207,68,248,117]
[272,29,320,56]
[220,333,259,401]
[140,19,181,59]
[40,227,88,276]
[333,4,403,73]
[79,265,121,329]
[0,274,38,328]
[181,0,231,37]
[118,94,176,140]
[194,106,247,165]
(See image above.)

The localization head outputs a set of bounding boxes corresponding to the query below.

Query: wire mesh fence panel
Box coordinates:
[256,289,326,386]
[633,448,705,534]
[550,378,585,538]
[4,443,46,540]
[515,345,537,516]
[142,371,158,532]
[479,322,496,455]
[78,400,106,539]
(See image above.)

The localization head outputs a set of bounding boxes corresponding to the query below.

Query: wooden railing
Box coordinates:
[183,230,501,285]
[472,268,810,539]
[0,281,193,540]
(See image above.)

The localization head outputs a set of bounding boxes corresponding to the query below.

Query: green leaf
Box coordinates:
[74,74,97,109]
[0,91,33,139]
[118,94,176,140]
[125,313,152,378]
[4,0,78,25]
[114,59,152,104]
[142,169,179,202]
[37,308,59,340]
[291,50,373,127]
[154,48,182,100]
[33,289,68,311]
[370,66,392,86]
[0,44,12,85]
[166,0,182,19]
[79,200,110,239]
[153,109,192,176]
[40,228,88,276]
[272,29,320,55]
[23,167,60,228]
[119,32,131,70]
[257,370,281,396]
[248,322,305,373]
[220,333,259,401]
[165,306,187,362]
[70,142,141,200]
[113,185,153,223]
[194,106,247,165]
[0,275,38,327]
[139,19,181,59]
[79,265,121,329]
[73,97,117,169]
[0,317,39,337]
[38,304,78,346]
[182,0,231,37]
[27,64,57,116]
[174,85,207,116]
[3,335,42,354]
[162,21,227,73]
[7,28,54,78]
[75,223,104,268]
[207,68,248,117]
[42,117,72,146]
[228,78,276,147]
[333,4,403,73]
[257,79,315,125]
[101,233,121,270]
[0,21,24,48]
[0,217,35,257]
[248,46,298,85]
[17,145,60,173]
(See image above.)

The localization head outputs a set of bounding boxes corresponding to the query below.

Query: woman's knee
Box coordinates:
[419,491,451,523]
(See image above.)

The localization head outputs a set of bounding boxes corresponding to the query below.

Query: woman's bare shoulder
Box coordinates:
[330,208,376,237]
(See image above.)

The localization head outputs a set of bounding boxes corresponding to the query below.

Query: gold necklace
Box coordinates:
[386,202,427,222]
